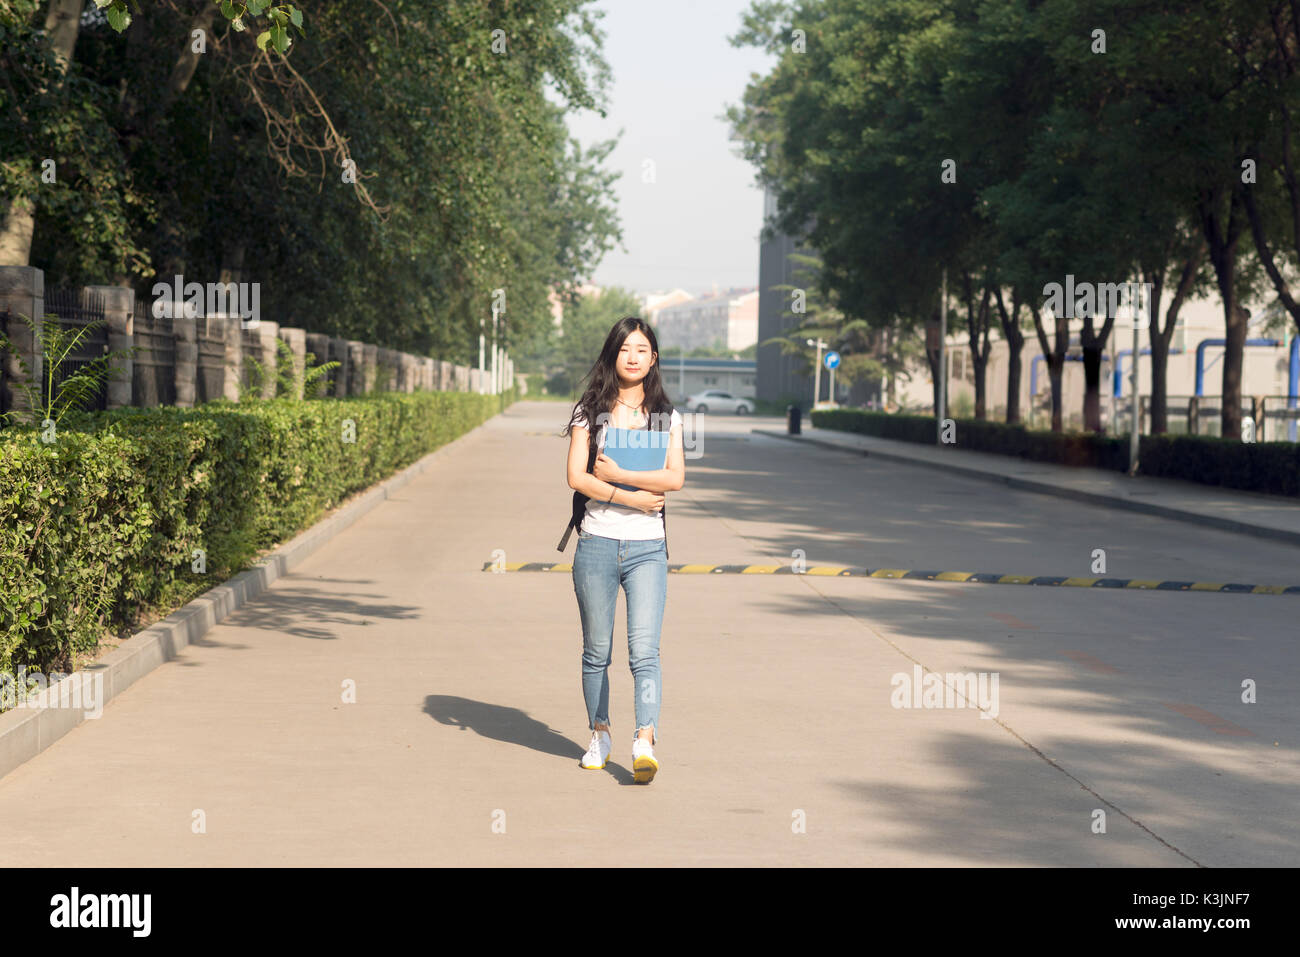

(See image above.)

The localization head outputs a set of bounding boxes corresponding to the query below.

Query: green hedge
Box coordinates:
[811,408,1299,496]
[1138,433,1300,497]
[0,388,514,676]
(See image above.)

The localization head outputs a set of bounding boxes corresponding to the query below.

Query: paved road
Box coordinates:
[1,399,1295,865]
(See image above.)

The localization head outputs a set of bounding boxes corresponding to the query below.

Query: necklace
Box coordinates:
[616,395,645,424]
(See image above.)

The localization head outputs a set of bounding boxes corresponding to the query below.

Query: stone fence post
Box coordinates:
[85,285,134,409]
[255,321,280,399]
[328,338,351,398]
[346,341,365,395]
[174,312,197,409]
[305,332,330,398]
[278,327,307,400]
[0,265,43,416]
[362,344,378,393]
[219,315,243,401]
[379,347,399,392]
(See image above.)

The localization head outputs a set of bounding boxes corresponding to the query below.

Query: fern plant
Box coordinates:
[0,312,136,428]
[239,337,339,401]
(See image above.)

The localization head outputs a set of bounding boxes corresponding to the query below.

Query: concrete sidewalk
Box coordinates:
[755,425,1300,548]
[0,402,1294,866]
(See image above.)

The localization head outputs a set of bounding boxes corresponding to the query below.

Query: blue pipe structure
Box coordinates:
[1112,348,1184,397]
[1194,338,1281,396]
[1290,336,1299,441]
[1029,353,1089,397]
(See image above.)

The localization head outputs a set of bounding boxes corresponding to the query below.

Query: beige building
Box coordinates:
[653,287,758,353]
[642,288,693,327]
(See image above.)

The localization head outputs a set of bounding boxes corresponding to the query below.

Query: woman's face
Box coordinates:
[616,330,655,386]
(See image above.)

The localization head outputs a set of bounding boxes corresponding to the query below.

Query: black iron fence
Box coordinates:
[197,316,226,402]
[44,287,109,412]
[1102,395,1298,442]
[0,307,9,419]
[132,300,176,407]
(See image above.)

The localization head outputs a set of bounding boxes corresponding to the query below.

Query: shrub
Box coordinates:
[811,408,1296,496]
[0,388,514,677]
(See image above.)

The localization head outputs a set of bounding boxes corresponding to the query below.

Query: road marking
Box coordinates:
[1061,650,1122,674]
[483,562,1300,595]
[1159,702,1255,737]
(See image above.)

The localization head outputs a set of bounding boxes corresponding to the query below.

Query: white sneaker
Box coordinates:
[632,738,659,784]
[580,729,611,770]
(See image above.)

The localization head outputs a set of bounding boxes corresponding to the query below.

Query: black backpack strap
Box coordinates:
[558,424,600,553]
[658,410,670,560]
[662,500,668,561]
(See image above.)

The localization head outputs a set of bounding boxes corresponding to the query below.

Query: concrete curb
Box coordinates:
[0,411,501,784]
[754,428,1300,550]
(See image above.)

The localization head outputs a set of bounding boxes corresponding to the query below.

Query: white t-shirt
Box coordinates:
[570,407,682,540]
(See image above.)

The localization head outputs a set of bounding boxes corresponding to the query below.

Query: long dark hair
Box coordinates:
[562,316,675,454]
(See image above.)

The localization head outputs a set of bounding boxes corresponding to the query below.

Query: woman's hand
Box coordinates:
[592,452,625,484]
[624,490,665,514]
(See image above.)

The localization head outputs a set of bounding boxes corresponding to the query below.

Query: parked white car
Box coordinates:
[684,389,754,414]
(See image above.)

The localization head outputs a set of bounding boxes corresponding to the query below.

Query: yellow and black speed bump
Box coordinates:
[480,562,1300,595]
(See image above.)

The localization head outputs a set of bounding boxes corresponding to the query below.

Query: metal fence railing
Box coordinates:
[0,307,9,419]
[45,287,109,412]
[1098,394,1297,442]
[196,316,226,402]
[1259,396,1300,443]
[132,300,175,407]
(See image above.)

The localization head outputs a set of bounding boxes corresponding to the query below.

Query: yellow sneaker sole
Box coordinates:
[632,754,658,783]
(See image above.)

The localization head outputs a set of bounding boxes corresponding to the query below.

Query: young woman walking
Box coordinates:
[559,316,684,784]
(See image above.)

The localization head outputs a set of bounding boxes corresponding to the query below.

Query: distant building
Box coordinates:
[657,357,756,405]
[654,287,758,353]
[642,288,693,328]
[757,184,822,407]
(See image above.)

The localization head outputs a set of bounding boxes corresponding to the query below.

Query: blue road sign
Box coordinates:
[824,350,840,370]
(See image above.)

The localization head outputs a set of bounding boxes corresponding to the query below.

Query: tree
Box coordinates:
[4,0,622,364]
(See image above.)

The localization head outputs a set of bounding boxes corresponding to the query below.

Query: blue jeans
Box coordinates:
[572,528,667,745]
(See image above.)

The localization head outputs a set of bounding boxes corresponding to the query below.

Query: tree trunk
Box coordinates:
[219,241,246,286]
[1198,185,1244,439]
[1223,300,1247,439]
[1079,314,1115,433]
[966,281,992,420]
[994,287,1025,425]
[1031,302,1068,432]
[1145,237,1203,435]
[1048,358,1064,432]
[0,0,84,265]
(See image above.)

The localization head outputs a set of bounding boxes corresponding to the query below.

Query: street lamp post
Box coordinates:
[1129,284,1145,474]
[937,268,947,443]
[478,317,486,394]
[806,337,826,406]
[490,305,500,395]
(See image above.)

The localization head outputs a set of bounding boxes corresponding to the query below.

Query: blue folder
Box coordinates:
[603,426,669,491]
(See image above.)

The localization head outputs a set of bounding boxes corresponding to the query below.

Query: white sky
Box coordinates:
[556,0,775,298]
